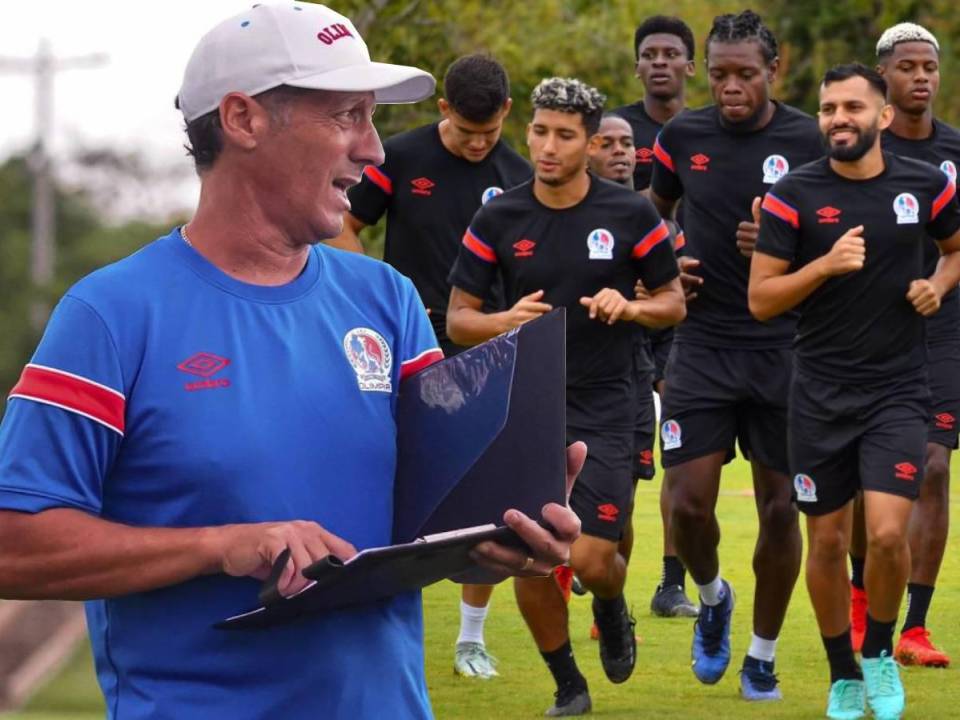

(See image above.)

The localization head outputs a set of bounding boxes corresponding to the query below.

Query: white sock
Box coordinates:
[457,600,489,646]
[747,633,777,663]
[698,575,725,606]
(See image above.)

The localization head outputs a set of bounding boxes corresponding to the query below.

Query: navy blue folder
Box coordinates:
[217,309,566,629]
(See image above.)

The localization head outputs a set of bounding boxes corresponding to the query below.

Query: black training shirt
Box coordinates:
[882,121,960,346]
[757,153,960,383]
[448,176,679,421]
[611,102,663,190]
[652,102,822,348]
[348,122,531,348]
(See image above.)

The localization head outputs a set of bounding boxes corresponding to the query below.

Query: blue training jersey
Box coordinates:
[0,229,443,720]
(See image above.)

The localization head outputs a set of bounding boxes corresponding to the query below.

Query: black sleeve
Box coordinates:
[346,150,394,225]
[756,180,802,262]
[928,176,960,241]
[447,207,500,301]
[650,124,684,202]
[632,201,680,291]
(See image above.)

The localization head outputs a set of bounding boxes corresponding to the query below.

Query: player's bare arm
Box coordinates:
[910,229,960,316]
[324,212,367,254]
[582,277,685,327]
[446,286,552,346]
[749,225,866,321]
[0,509,356,600]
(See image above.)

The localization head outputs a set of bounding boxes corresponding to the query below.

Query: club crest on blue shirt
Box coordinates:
[940,160,957,182]
[587,228,615,260]
[794,473,817,503]
[893,192,920,225]
[343,328,393,393]
[661,419,682,450]
[762,154,789,184]
[481,186,504,205]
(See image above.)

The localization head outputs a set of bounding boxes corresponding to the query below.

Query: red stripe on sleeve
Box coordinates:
[8,364,125,435]
[653,138,675,173]
[462,229,497,264]
[932,178,957,220]
[632,221,671,259]
[761,193,799,229]
[400,348,445,381]
[363,165,393,195]
[674,231,686,251]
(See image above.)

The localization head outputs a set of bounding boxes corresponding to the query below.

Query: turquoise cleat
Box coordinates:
[826,678,866,719]
[862,652,904,720]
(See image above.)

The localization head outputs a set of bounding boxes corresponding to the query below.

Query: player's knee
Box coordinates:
[867,524,908,557]
[808,527,848,566]
[758,496,799,540]
[923,456,950,491]
[670,493,713,530]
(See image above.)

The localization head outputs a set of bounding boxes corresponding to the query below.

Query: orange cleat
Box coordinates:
[895,627,950,667]
[554,565,573,604]
[850,585,867,653]
[590,623,599,640]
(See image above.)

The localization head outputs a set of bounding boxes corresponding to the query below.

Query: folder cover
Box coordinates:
[217,309,566,629]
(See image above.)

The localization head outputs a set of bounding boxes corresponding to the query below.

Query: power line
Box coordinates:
[0,40,108,331]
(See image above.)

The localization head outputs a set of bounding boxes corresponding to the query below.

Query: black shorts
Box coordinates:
[927,341,960,450]
[659,344,790,473]
[567,425,634,542]
[649,327,674,387]
[789,370,930,516]
[633,354,656,482]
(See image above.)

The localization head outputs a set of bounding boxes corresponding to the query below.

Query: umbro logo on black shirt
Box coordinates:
[513,239,536,257]
[816,207,841,224]
[690,154,710,171]
[636,147,654,164]
[410,177,435,196]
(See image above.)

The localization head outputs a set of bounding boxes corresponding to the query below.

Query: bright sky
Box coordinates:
[0,0,254,213]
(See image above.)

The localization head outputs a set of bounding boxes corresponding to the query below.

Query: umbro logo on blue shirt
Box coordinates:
[177,352,231,392]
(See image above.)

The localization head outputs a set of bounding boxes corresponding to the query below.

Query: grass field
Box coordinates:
[9,456,959,719]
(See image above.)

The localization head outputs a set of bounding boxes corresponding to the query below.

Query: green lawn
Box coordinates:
[11,456,959,719]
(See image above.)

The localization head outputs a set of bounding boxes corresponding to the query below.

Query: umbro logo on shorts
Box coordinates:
[935,412,956,430]
[597,503,620,523]
[894,462,918,481]
[638,449,653,465]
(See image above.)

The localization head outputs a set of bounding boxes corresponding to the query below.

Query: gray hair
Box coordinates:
[877,22,939,58]
[531,77,606,135]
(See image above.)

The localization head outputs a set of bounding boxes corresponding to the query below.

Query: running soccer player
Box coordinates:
[448,78,685,716]
[331,54,531,679]
[611,14,699,619]
[649,10,823,699]
[845,22,958,669]
[749,62,960,720]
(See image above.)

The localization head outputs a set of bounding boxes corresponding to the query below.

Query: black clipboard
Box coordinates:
[217,309,566,629]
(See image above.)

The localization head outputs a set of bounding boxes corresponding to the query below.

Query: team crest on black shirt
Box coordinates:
[893,193,920,224]
[587,228,615,260]
[481,187,504,204]
[763,154,790,184]
[940,160,957,182]
[343,328,393,393]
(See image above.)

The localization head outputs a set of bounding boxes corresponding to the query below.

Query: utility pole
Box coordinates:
[0,40,107,331]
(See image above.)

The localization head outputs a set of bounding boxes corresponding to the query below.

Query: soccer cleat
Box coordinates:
[739,655,782,701]
[691,580,734,684]
[554,566,574,604]
[590,622,598,640]
[826,678,866,720]
[544,682,592,717]
[651,583,699,618]
[453,642,499,679]
[895,626,950,668]
[862,652,905,720]
[850,585,867,653]
[592,596,637,684]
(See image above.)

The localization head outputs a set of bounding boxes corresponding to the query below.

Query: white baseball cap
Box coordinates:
[177,2,436,122]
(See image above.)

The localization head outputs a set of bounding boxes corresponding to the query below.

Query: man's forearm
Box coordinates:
[446,308,510,347]
[930,250,960,298]
[0,508,223,600]
[627,282,685,329]
[749,258,828,321]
